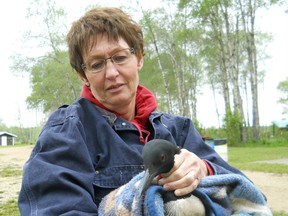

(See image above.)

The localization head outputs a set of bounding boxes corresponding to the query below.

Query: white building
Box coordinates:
[0,131,17,146]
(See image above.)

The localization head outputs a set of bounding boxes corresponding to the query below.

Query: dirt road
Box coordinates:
[0,145,34,206]
[243,170,288,212]
[0,146,287,212]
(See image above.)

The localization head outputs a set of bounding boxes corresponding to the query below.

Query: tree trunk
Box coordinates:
[238,0,260,140]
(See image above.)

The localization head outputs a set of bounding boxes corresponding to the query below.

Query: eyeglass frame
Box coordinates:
[81,48,135,73]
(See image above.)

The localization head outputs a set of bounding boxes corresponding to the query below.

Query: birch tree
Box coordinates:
[11,0,81,114]
[139,5,204,119]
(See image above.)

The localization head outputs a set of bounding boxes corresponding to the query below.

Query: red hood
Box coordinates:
[80,85,157,143]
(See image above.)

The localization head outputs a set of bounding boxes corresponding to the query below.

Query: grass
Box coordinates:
[229,146,288,215]
[0,165,22,216]
[228,146,288,174]
[274,212,288,216]
[0,199,20,216]
[0,166,22,178]
[2,203,286,216]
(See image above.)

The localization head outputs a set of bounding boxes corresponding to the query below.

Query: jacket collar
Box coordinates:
[80,85,158,143]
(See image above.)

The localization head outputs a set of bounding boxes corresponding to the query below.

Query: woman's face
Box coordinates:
[81,35,143,113]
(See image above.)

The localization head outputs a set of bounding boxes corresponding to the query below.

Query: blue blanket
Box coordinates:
[98,172,272,216]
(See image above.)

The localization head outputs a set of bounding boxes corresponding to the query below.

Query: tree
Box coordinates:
[26,51,81,113]
[9,0,284,138]
[178,0,247,141]
[178,0,280,142]
[277,77,288,115]
[0,118,7,131]
[139,4,205,120]
[139,8,173,113]
[11,0,82,114]
[237,0,260,140]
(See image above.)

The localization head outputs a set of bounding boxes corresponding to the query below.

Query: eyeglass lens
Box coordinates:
[83,48,134,73]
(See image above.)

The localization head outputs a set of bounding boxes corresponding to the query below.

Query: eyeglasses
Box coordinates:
[81,48,135,73]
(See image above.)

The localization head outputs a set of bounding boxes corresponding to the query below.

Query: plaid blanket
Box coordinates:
[98,171,272,216]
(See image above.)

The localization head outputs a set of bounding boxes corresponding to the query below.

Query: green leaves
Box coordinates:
[26,51,81,113]
[9,0,285,134]
[277,77,288,114]
[11,0,82,114]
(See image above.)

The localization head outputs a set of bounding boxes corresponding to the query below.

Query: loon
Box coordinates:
[140,139,205,216]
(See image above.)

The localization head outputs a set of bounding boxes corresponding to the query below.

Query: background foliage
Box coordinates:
[4,0,288,145]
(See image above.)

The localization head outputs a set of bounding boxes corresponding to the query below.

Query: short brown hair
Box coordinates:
[66,7,144,77]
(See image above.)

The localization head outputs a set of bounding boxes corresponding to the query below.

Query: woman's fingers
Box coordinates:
[157,149,207,196]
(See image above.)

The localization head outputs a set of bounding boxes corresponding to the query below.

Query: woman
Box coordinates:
[19,7,250,215]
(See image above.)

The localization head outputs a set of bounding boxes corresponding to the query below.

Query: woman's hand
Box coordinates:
[158,149,208,196]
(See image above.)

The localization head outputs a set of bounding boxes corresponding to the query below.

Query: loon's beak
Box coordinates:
[140,169,157,196]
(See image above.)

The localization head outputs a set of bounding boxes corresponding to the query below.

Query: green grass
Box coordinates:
[0,165,22,216]
[0,199,20,216]
[274,212,288,216]
[228,147,288,174]
[0,166,22,178]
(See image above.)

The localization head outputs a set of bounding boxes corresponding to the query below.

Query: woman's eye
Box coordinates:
[113,55,127,63]
[90,61,104,70]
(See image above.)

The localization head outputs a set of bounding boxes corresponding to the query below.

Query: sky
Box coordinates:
[0,0,287,128]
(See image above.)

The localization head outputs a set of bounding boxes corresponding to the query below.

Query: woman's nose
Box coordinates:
[105,59,119,79]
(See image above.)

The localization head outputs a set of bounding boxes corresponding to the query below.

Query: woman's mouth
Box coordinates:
[107,84,124,92]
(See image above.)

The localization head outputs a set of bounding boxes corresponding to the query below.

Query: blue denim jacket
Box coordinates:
[18,97,244,215]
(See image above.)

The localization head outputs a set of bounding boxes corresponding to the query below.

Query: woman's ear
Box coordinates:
[137,54,144,71]
[78,73,90,86]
